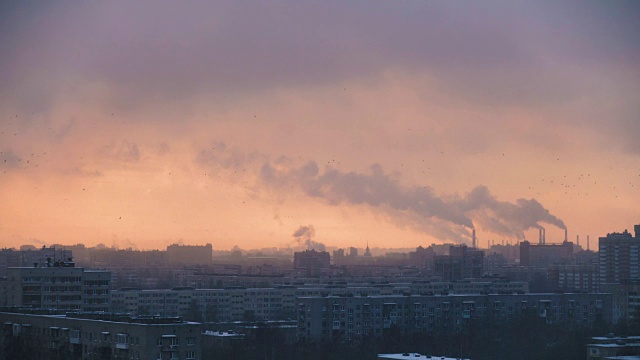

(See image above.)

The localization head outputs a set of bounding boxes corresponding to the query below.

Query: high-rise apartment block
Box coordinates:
[599,225,640,284]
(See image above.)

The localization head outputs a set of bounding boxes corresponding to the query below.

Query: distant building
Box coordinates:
[519,240,573,268]
[294,250,330,276]
[0,311,202,360]
[167,244,213,265]
[0,246,75,276]
[5,261,111,312]
[364,243,372,257]
[349,247,358,257]
[332,249,345,264]
[433,245,484,281]
[599,225,640,284]
[408,246,435,269]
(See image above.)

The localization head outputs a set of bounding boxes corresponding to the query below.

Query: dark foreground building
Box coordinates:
[0,311,202,360]
[297,293,612,342]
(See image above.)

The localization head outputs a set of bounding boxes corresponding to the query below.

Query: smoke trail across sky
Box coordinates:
[198,143,566,244]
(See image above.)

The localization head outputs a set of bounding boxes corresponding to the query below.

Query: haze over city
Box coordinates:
[1,1,639,251]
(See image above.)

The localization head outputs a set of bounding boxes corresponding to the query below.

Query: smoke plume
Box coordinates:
[199,143,567,244]
[292,225,326,251]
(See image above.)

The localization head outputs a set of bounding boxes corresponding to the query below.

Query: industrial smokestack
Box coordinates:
[564,228,568,243]
[542,228,546,244]
[587,235,590,251]
[472,229,476,248]
[539,228,543,244]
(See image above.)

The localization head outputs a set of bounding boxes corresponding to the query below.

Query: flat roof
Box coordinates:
[378,354,470,360]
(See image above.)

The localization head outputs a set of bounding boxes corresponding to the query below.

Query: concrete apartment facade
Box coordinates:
[0,311,202,360]
[5,263,111,312]
[297,293,613,342]
[599,226,640,284]
[111,281,529,322]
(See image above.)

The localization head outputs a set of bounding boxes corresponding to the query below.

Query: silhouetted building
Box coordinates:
[434,245,484,281]
[364,242,372,257]
[599,225,640,284]
[519,240,573,268]
[166,244,213,265]
[332,249,345,265]
[408,246,435,269]
[294,250,330,276]
[349,247,358,257]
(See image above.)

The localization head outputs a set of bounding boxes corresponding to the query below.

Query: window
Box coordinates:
[186,337,195,346]
[186,351,196,359]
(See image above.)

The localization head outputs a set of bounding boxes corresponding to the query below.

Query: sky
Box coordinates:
[1,1,639,251]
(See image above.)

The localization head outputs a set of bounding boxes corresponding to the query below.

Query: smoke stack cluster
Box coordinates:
[538,228,546,244]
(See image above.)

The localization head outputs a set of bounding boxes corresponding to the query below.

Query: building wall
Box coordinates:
[433,246,483,281]
[6,266,110,312]
[297,293,613,342]
[599,227,640,284]
[111,281,529,322]
[166,244,213,265]
[0,312,202,360]
[519,241,573,268]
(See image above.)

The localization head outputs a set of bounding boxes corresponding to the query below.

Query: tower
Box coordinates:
[364,240,372,257]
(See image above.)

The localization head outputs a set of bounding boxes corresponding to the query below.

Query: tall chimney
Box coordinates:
[587,235,590,251]
[564,228,568,243]
[472,229,476,248]
[539,228,543,244]
[543,228,546,244]
[576,235,580,248]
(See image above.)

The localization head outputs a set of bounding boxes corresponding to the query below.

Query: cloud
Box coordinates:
[97,140,140,163]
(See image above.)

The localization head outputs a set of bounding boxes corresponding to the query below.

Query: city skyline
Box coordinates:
[1,1,639,251]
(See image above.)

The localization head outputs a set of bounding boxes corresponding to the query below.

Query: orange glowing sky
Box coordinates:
[1,1,639,250]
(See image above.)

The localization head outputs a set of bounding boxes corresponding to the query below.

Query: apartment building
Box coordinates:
[111,281,529,322]
[297,293,612,342]
[599,225,640,284]
[0,311,202,360]
[5,262,111,312]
